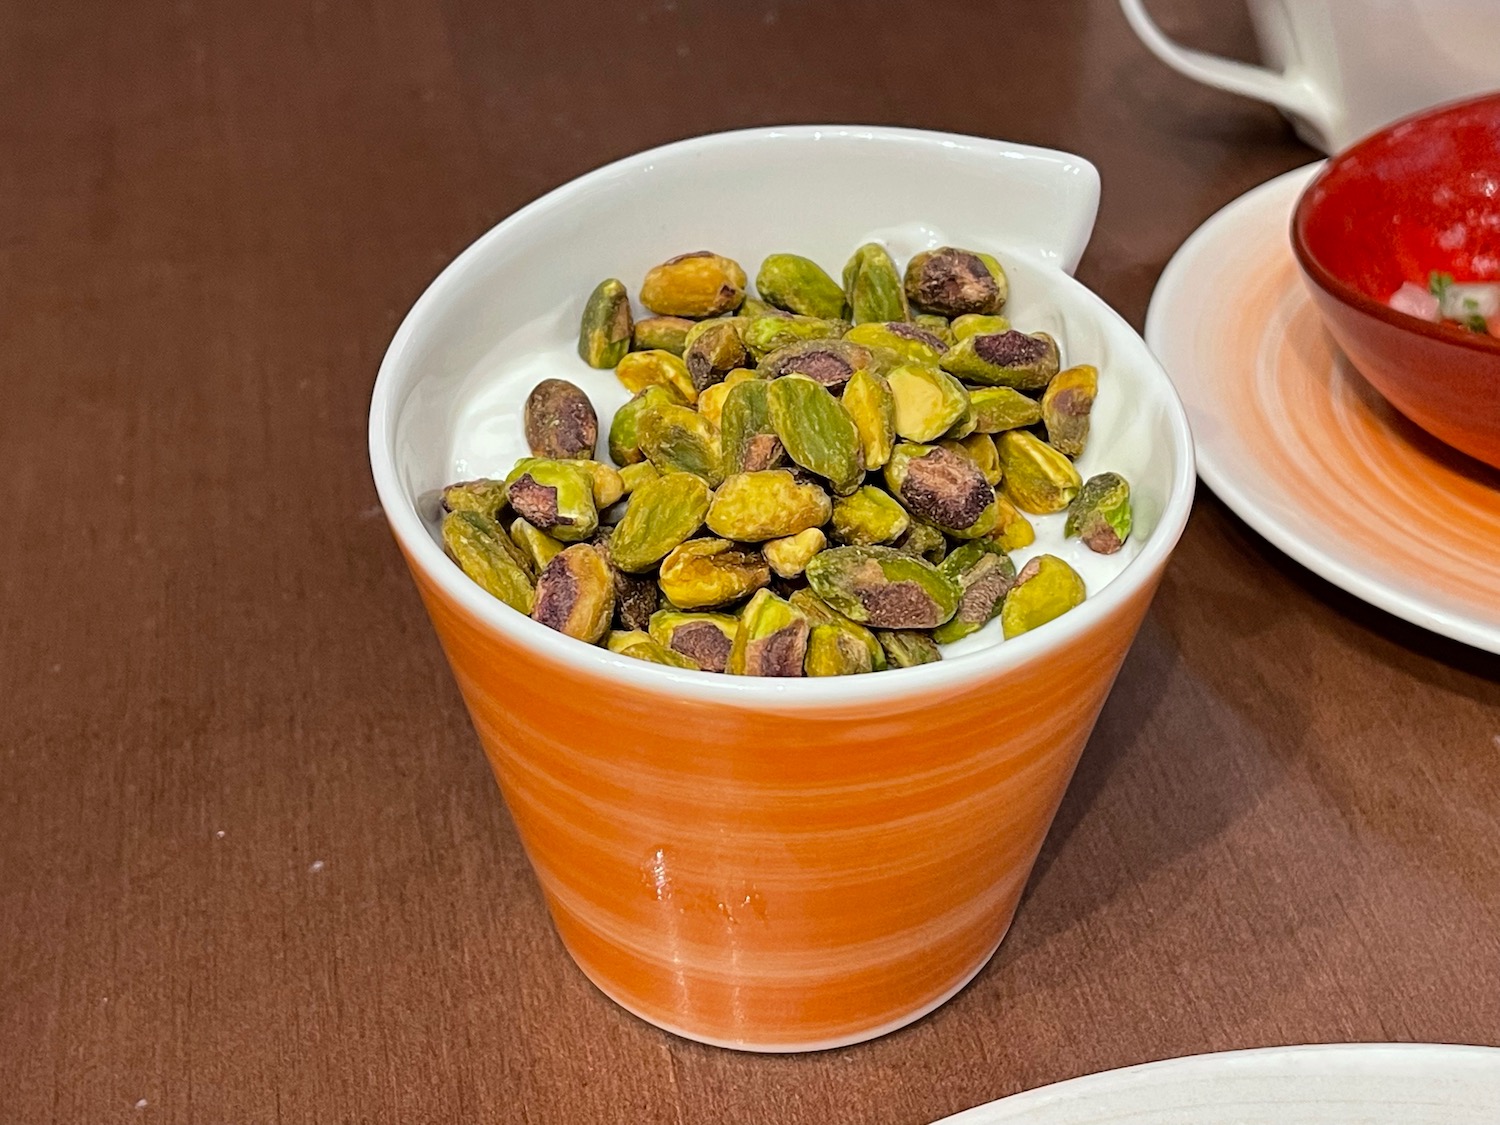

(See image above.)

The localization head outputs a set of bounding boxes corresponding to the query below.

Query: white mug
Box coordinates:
[1119,0,1500,152]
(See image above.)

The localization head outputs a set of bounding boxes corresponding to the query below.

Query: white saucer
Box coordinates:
[934,1043,1500,1123]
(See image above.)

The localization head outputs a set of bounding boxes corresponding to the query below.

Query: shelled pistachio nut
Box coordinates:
[886,363,970,443]
[762,527,827,579]
[831,484,911,545]
[757,338,874,392]
[640,251,746,318]
[1041,363,1099,457]
[683,318,748,393]
[903,247,1008,317]
[842,242,909,324]
[1065,471,1132,555]
[997,430,1081,514]
[631,315,694,356]
[805,545,960,629]
[441,510,535,614]
[530,543,614,643]
[638,402,723,485]
[766,374,864,495]
[648,609,738,673]
[504,458,598,541]
[841,368,896,470]
[524,378,598,460]
[1000,554,1086,639]
[719,377,784,475]
[755,253,849,320]
[740,313,849,361]
[987,493,1036,550]
[440,477,508,521]
[658,537,771,610]
[884,443,997,537]
[968,385,1042,433]
[578,279,633,369]
[509,517,564,574]
[706,469,831,541]
[805,622,877,676]
[728,589,810,676]
[608,471,712,573]
[951,313,1011,341]
[933,541,1017,644]
[940,329,1060,390]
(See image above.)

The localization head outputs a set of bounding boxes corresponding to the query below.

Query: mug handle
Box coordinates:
[1118,0,1334,145]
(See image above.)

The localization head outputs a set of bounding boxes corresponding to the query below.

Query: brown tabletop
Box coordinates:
[4,1,1499,1122]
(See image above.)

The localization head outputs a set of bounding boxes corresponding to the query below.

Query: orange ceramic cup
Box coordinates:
[370,126,1196,1050]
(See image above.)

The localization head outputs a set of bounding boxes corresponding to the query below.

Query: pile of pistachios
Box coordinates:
[438,243,1134,676]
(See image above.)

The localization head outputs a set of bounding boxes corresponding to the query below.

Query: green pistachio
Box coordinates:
[658,537,771,610]
[831,485,911,545]
[503,458,598,542]
[440,478,508,520]
[1041,363,1099,457]
[755,254,849,319]
[441,510,535,613]
[804,622,877,676]
[728,589,810,676]
[886,363,970,442]
[609,384,687,466]
[606,630,701,669]
[638,402,723,485]
[706,469,832,541]
[997,431,1081,514]
[647,610,740,672]
[1065,472,1132,555]
[766,374,865,495]
[940,329,1060,390]
[932,541,1017,644]
[842,242,908,324]
[762,527,827,579]
[609,471,712,573]
[969,386,1043,433]
[805,545,960,629]
[618,461,659,494]
[578,278,633,368]
[719,377,785,475]
[631,315,695,356]
[640,251,746,318]
[524,378,598,460]
[841,368,896,470]
[1000,555,1086,639]
[682,317,749,393]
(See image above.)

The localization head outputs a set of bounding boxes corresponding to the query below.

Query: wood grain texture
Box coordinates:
[1,0,1496,1122]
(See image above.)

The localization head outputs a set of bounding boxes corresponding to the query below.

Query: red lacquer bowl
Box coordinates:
[1291,93,1500,469]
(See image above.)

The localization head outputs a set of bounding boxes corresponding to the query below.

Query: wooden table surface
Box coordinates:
[4,1,1498,1122]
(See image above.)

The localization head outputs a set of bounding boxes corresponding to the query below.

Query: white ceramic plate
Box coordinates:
[1147,165,1500,653]
[934,1044,1500,1123]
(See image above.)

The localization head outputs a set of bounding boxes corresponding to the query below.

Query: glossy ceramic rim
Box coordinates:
[933,1043,1500,1123]
[370,124,1197,707]
[1148,163,1500,654]
[1290,91,1500,357]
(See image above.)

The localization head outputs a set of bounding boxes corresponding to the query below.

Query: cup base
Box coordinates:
[564,923,1013,1054]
